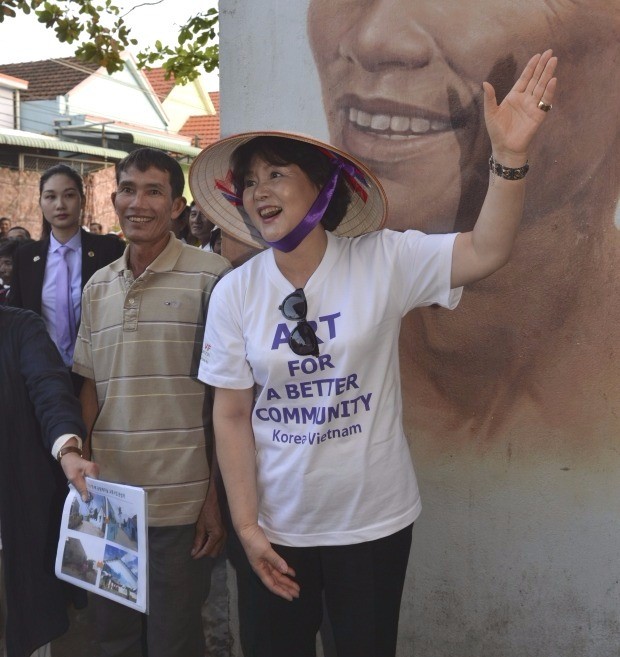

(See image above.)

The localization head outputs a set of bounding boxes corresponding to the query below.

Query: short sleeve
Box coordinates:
[72,283,95,379]
[198,276,255,389]
[383,230,462,314]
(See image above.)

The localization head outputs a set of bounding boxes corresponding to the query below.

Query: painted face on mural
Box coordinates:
[307,0,620,233]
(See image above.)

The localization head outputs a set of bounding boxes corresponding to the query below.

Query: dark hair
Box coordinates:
[173,205,194,243]
[188,199,215,222]
[0,238,20,258]
[115,148,185,200]
[7,226,31,240]
[230,137,352,232]
[209,226,222,254]
[39,164,85,238]
[39,164,85,197]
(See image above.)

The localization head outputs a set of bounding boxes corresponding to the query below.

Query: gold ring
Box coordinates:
[537,100,552,112]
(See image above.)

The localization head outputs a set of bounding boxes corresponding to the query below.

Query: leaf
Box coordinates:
[2,1,220,76]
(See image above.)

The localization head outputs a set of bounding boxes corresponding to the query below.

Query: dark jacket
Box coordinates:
[7,228,125,312]
[0,306,86,657]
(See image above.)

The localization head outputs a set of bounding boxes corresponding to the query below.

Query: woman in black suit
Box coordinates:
[8,164,125,390]
[0,306,88,657]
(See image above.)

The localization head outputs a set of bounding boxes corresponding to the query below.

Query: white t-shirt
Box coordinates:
[199,229,462,546]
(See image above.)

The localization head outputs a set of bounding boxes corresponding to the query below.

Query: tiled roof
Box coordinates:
[143,67,221,147]
[179,92,220,148]
[209,91,220,113]
[0,58,100,101]
[143,68,176,102]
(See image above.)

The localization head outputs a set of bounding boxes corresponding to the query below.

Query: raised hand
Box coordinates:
[483,49,558,162]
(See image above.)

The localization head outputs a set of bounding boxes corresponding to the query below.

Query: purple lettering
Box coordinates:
[318,312,341,339]
[266,387,281,400]
[271,323,291,350]
[346,373,359,390]
[300,381,313,398]
[285,383,300,399]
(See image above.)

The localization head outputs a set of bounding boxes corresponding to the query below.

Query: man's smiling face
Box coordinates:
[112,165,185,247]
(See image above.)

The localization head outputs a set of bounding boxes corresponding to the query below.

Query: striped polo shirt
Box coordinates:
[73,234,231,526]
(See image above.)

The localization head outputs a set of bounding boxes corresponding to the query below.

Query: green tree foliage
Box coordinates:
[0,0,217,83]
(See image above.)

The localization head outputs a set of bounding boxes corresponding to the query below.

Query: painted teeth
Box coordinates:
[349,107,450,137]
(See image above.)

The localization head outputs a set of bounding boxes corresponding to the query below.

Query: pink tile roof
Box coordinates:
[143,68,176,102]
[143,70,220,146]
[209,90,220,113]
[179,92,220,148]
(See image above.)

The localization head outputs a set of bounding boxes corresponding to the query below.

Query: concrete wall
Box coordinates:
[219,1,620,655]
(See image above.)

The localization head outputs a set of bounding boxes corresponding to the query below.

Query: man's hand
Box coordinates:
[191,493,227,560]
[60,452,99,502]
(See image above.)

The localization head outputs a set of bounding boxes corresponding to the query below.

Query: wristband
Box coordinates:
[489,155,529,180]
[57,445,83,462]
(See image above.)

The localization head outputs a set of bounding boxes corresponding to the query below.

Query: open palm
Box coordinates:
[483,50,558,159]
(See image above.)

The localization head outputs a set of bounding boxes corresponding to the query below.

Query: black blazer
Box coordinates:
[8,227,125,312]
[0,306,86,656]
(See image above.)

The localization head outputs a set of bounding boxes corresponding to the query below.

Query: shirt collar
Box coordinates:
[50,228,82,253]
[110,232,183,274]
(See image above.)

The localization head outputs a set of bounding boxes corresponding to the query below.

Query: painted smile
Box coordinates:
[347,106,454,139]
[335,93,476,166]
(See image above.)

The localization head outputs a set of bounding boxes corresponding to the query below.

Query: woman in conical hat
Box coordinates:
[192,51,556,657]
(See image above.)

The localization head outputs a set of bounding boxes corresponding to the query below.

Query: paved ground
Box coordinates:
[75,521,104,538]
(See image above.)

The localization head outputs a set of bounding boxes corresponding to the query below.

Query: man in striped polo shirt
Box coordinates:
[59,148,231,657]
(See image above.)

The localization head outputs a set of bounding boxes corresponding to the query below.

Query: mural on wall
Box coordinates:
[220,0,619,654]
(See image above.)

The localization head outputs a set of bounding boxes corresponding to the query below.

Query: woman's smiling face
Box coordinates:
[242,155,320,245]
[307,0,620,233]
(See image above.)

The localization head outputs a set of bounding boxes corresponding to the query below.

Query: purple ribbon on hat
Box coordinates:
[266,158,355,253]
